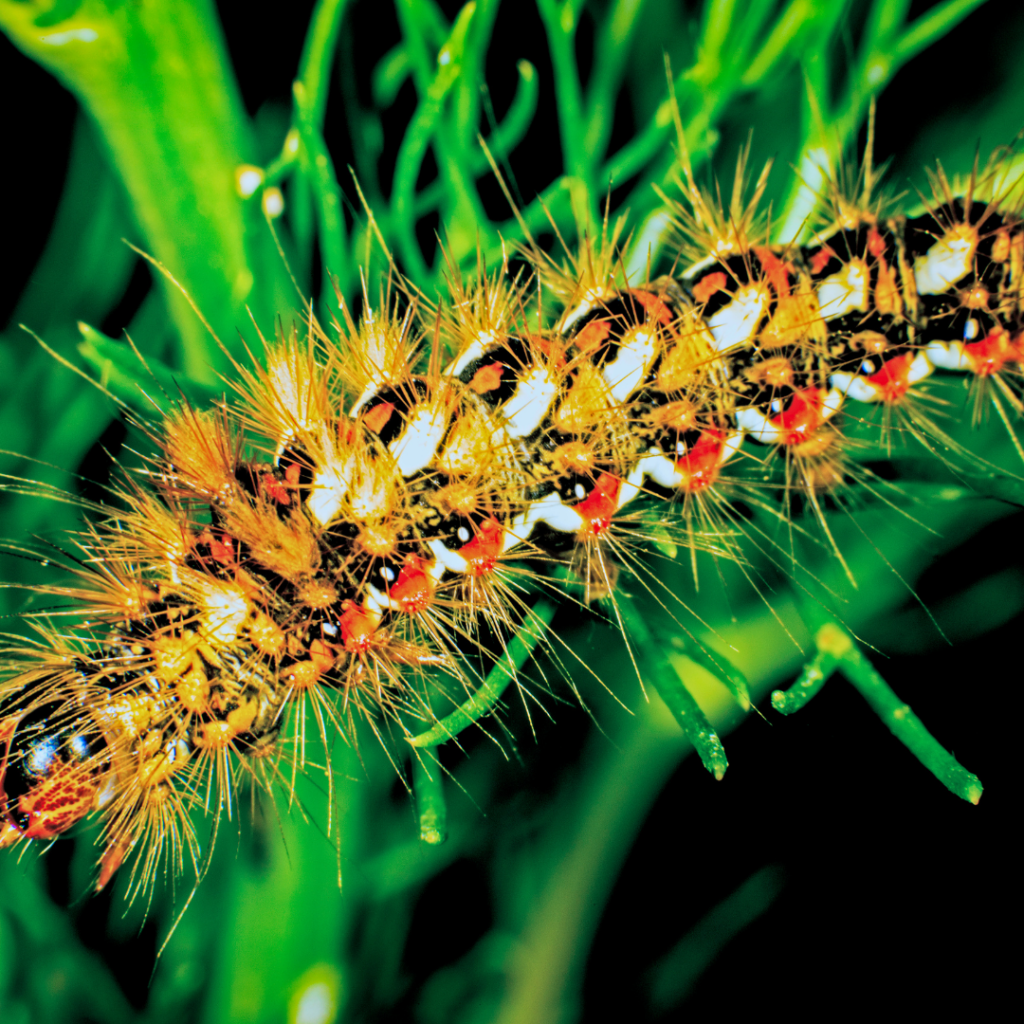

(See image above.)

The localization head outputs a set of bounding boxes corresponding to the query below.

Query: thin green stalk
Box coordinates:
[77,322,219,410]
[894,0,988,63]
[770,628,841,714]
[583,0,646,162]
[661,653,729,779]
[395,0,450,95]
[535,0,595,220]
[413,753,448,844]
[615,592,731,778]
[647,866,785,1011]
[838,634,984,804]
[772,618,982,803]
[296,0,350,130]
[390,3,478,283]
[408,598,557,747]
[740,0,821,87]
[294,80,350,296]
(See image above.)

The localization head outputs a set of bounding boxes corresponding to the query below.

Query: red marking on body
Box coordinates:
[362,401,395,435]
[692,272,727,304]
[867,226,888,257]
[630,289,674,324]
[457,517,504,576]
[196,530,236,565]
[865,352,915,402]
[284,461,304,487]
[575,319,612,352]
[771,389,829,445]
[469,361,505,394]
[339,601,380,653]
[754,247,793,297]
[527,334,568,368]
[676,430,727,492]
[390,555,435,613]
[809,247,836,274]
[261,473,291,506]
[965,328,1012,376]
[573,473,622,537]
[17,760,97,840]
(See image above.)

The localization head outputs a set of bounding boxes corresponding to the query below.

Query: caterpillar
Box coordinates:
[0,137,1015,898]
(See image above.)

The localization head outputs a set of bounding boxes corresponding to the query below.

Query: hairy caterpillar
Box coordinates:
[0,137,1013,897]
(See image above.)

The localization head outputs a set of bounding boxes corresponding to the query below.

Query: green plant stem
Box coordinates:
[390,3,478,283]
[583,0,646,161]
[838,635,984,805]
[771,643,837,714]
[0,0,294,382]
[771,619,982,803]
[413,58,538,217]
[662,652,729,779]
[77,322,219,410]
[294,80,350,296]
[408,598,557,747]
[614,592,729,778]
[413,753,448,844]
[296,0,350,130]
[535,0,595,221]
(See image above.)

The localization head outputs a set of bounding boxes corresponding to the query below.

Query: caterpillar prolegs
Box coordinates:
[0,142,1013,894]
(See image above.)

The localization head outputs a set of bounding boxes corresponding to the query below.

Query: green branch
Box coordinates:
[408,598,557,748]
[772,622,983,803]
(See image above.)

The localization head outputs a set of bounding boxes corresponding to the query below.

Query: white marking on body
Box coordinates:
[926,340,970,371]
[707,285,769,351]
[815,260,869,321]
[734,407,783,443]
[601,327,657,402]
[829,371,882,403]
[638,450,683,489]
[427,538,469,574]
[389,405,448,476]
[822,387,844,419]
[721,432,744,464]
[202,587,249,645]
[616,460,648,510]
[308,459,352,524]
[501,367,559,438]
[445,329,498,377]
[914,229,976,294]
[507,491,584,547]
[560,288,608,333]
[907,351,934,385]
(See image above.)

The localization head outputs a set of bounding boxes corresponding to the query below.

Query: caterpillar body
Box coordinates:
[0,145,1018,895]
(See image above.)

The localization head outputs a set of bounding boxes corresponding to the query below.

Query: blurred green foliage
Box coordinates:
[0,1,1016,1021]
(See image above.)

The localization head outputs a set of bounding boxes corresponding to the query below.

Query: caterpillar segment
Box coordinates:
[6,142,1024,892]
